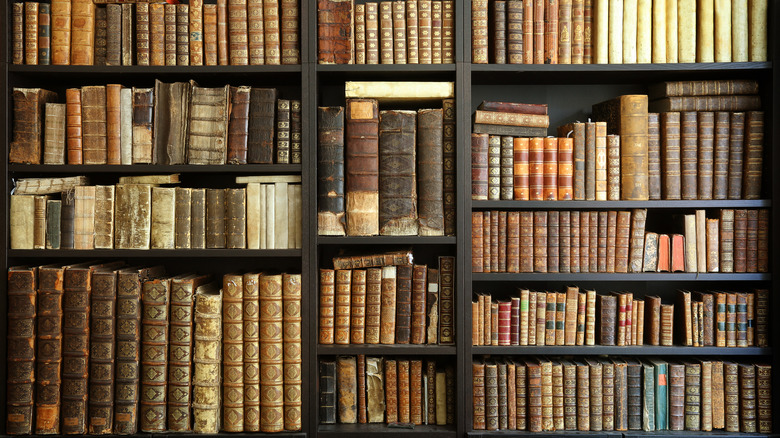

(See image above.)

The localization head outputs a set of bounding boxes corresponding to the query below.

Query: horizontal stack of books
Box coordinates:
[11,1,300,66]
[318,0,455,64]
[320,250,455,345]
[9,84,300,166]
[319,356,455,425]
[10,176,302,250]
[472,208,769,273]
[6,266,302,435]
[471,0,769,64]
[472,287,769,348]
[473,357,772,433]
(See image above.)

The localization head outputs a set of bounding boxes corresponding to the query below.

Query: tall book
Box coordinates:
[34,265,63,434]
[345,99,380,236]
[140,277,172,432]
[187,84,230,164]
[283,274,303,430]
[6,266,37,435]
[259,274,284,432]
[88,268,119,433]
[417,109,445,235]
[192,283,222,433]
[379,110,418,235]
[222,274,244,431]
[318,0,354,64]
[71,0,95,65]
[318,106,346,235]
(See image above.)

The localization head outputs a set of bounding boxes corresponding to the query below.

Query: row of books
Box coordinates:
[318,0,455,64]
[319,356,455,425]
[317,99,455,236]
[472,357,772,433]
[10,179,303,250]
[6,265,303,435]
[472,288,769,348]
[472,209,769,273]
[319,256,456,345]
[471,0,769,64]
[10,84,300,166]
[11,0,300,66]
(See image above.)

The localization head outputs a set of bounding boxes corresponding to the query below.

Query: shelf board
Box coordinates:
[9,164,301,174]
[623,432,777,438]
[316,64,456,73]
[7,249,302,258]
[471,346,772,356]
[472,200,772,209]
[467,432,622,437]
[319,424,456,437]
[470,61,772,73]
[8,64,302,74]
[318,344,457,356]
[318,236,456,245]
[472,273,771,281]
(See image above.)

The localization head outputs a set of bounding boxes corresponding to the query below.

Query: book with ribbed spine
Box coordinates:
[192,283,221,433]
[259,274,284,432]
[6,266,37,435]
[345,99,380,236]
[88,267,120,434]
[318,106,346,235]
[140,277,172,432]
[282,274,302,430]
[35,265,64,434]
[222,273,244,431]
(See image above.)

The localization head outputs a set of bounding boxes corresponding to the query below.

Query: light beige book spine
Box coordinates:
[118,174,180,184]
[594,0,609,63]
[235,175,302,184]
[94,185,115,249]
[666,0,678,62]
[344,81,454,100]
[247,183,261,249]
[696,209,706,273]
[622,0,637,63]
[44,103,67,164]
[731,0,747,61]
[193,285,222,433]
[366,357,385,422]
[265,184,275,249]
[652,0,666,62]
[714,0,731,61]
[697,0,714,62]
[14,176,89,196]
[287,184,296,248]
[274,181,289,249]
[33,195,48,249]
[293,184,302,248]
[120,88,133,165]
[678,0,696,62]
[259,185,267,249]
[684,214,697,272]
[74,185,96,249]
[608,0,623,63]
[636,0,651,63]
[114,184,152,249]
[748,0,767,61]
[151,187,176,249]
[10,195,34,249]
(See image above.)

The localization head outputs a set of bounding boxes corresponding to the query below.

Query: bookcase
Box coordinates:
[1,1,778,437]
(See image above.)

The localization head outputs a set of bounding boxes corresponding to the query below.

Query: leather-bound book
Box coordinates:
[579,210,590,272]
[628,209,647,272]
[241,274,261,431]
[364,2,379,64]
[282,274,302,430]
[613,210,630,273]
[533,211,548,272]
[569,211,580,273]
[542,137,558,200]
[205,188,226,248]
[38,3,51,65]
[131,87,154,164]
[222,274,245,431]
[247,0,265,64]
[276,99,291,163]
[442,1,455,63]
[190,188,206,249]
[174,188,192,249]
[558,0,572,64]
[588,211,598,272]
[529,137,544,200]
[10,88,57,164]
[682,214,697,272]
[432,1,444,63]
[656,233,670,271]
[695,111,715,199]
[484,361,498,429]
[192,283,222,433]
[680,111,698,199]
[203,4,218,65]
[733,209,748,272]
[226,86,251,164]
[746,210,759,272]
[492,0,507,64]
[410,360,423,424]
[426,268,440,344]
[187,84,230,165]
[500,136,514,200]
[561,123,586,200]
[73,185,96,250]
[148,3,165,65]
[472,212,484,272]
[140,278,172,432]
[334,269,352,344]
[438,256,455,344]
[247,88,277,163]
[216,0,229,65]
[472,133,489,200]
[660,112,682,199]
[741,111,763,199]
[350,270,367,344]
[411,266,427,344]
[726,293,737,347]
[723,362,739,432]
[318,106,347,235]
[45,198,62,249]
[613,360,629,431]
[379,110,418,235]
[440,98,456,234]
[227,0,249,65]
[647,113,661,199]
[94,185,115,249]
[727,112,746,199]
[592,95,649,200]
[70,0,95,65]
[626,360,642,430]
[6,266,37,435]
[543,0,559,64]
[51,0,71,65]
[559,211,571,273]
[35,265,64,434]
[150,187,176,249]
[509,137,529,200]
[105,4,121,66]
[642,232,659,271]
[378,266,398,344]
[114,184,152,249]
[705,219,719,272]
[88,268,118,433]
[473,361,486,429]
[392,1,407,64]
[189,0,204,66]
[560,361,576,430]
[319,360,337,424]
[417,109,444,234]
[573,361,589,431]
[44,102,67,165]
[594,122,608,200]
[262,0,281,65]
[586,359,602,431]
[10,195,34,249]
[23,3,39,64]
[259,274,284,432]
[757,209,769,272]
[583,122,597,200]
[519,211,534,272]
[280,0,300,64]
[225,187,247,249]
[650,95,762,112]
[384,359,398,422]
[547,211,560,272]
[645,295,661,345]
[105,84,122,165]
[712,111,730,199]
[598,294,616,345]
[319,269,335,344]
[344,99,380,236]
[136,2,150,65]
[556,137,573,200]
[756,364,771,433]
[365,357,384,422]
[739,364,757,432]
[471,0,488,63]
[318,0,354,63]
[81,86,108,164]
[488,136,501,200]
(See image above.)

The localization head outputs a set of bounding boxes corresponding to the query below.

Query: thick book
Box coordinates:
[318,106,347,235]
[417,109,445,235]
[88,268,119,433]
[187,84,230,164]
[345,99,380,236]
[191,283,221,433]
[379,110,418,235]
[153,81,191,165]
[132,87,154,164]
[650,95,762,112]
[140,277,172,432]
[258,274,284,432]
[6,266,37,435]
[10,88,58,164]
[318,0,354,64]
[70,0,95,65]
[247,88,277,163]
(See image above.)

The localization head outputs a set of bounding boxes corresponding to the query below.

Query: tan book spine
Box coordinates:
[193,284,222,433]
[677,0,696,62]
[259,274,284,432]
[748,0,767,61]
[282,274,302,431]
[732,0,747,61]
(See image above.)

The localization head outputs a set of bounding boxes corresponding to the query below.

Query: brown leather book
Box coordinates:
[660,112,682,199]
[35,265,64,434]
[140,277,172,432]
[614,210,631,273]
[152,81,189,165]
[471,0,488,63]
[726,293,737,347]
[442,98,456,234]
[724,362,739,431]
[190,188,206,249]
[262,0,281,65]
[592,95,649,200]
[569,211,580,273]
[418,109,445,235]
[598,294,616,345]
[247,88,277,163]
[558,211,571,273]
[488,135,501,200]
[756,363,771,433]
[228,86,251,164]
[682,362,701,430]
[363,2,379,64]
[588,211,598,273]
[743,111,764,199]
[442,0,455,63]
[529,137,545,200]
[533,211,548,273]
[216,0,229,65]
[204,4,218,65]
[379,266,398,344]
[94,184,116,249]
[734,209,748,272]
[318,0,354,64]
[678,290,693,346]
[135,2,150,65]
[410,360,423,424]
[491,0,507,64]
[51,0,71,65]
[543,0,558,64]
[282,274,302,431]
[6,266,37,435]
[191,283,221,433]
[613,359,629,431]
[712,361,725,429]
[384,359,398,422]
[318,107,346,235]
[336,356,358,423]
[680,111,698,200]
[174,188,192,249]
[10,88,57,164]
[227,0,249,65]
[105,4,121,66]
[542,137,558,200]
[705,218,719,272]
[757,209,769,272]
[392,1,407,64]
[472,212,484,272]
[105,84,122,164]
[713,111,730,199]
[37,3,51,65]
[345,99,380,236]
[205,188,226,248]
[628,209,647,272]
[190,0,205,66]
[334,269,352,345]
[660,303,674,346]
[131,87,154,164]
[163,4,178,65]
[319,269,336,344]
[556,137,574,200]
[746,209,759,272]
[521,0,533,63]
[438,256,455,344]
[276,99,291,163]
[223,274,245,431]
[649,80,760,97]
[242,274,261,431]
[574,361,589,431]
[519,211,534,273]
[578,210,590,273]
[500,136,514,200]
[148,3,165,65]
[473,361,486,429]
[355,355,367,423]
[379,110,418,235]
[649,95,762,112]
[472,133,489,200]
[187,84,230,165]
[71,0,95,65]
[644,295,661,345]
[647,113,661,199]
[557,123,585,198]
[431,1,443,63]
[739,364,757,432]
[411,265,427,344]
[350,270,367,344]
[81,86,108,164]
[547,211,560,273]
[247,0,265,64]
[291,99,302,164]
[558,0,572,63]
[606,134,621,200]
[586,358,603,431]
[594,122,608,200]
[280,0,300,64]
[258,274,284,432]
[728,112,745,199]
[88,268,119,433]
[697,111,715,199]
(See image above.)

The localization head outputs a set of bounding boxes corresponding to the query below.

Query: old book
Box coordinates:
[187,84,230,165]
[153,81,191,165]
[139,277,172,432]
[319,269,336,345]
[51,0,71,65]
[203,4,218,65]
[33,265,63,434]
[65,88,84,164]
[756,363,771,433]
[643,232,659,271]
[743,111,764,199]
[222,274,244,431]
[73,185,96,250]
[712,111,730,199]
[410,265,428,344]
[592,95,649,200]
[32,195,47,250]
[225,188,247,249]
[204,188,226,248]
[105,84,122,165]
[650,96,762,112]
[334,269,352,345]
[105,4,121,66]
[136,2,150,65]
[258,274,284,432]
[318,0,354,64]
[290,99,302,164]
[417,109,445,235]
[45,199,61,249]
[114,184,152,249]
[683,214,697,272]
[378,110,418,235]
[43,103,66,164]
[680,111,698,199]
[80,86,108,164]
[734,209,748,272]
[393,265,413,344]
[739,364,757,432]
[174,187,192,249]
[70,0,95,65]
[279,0,299,64]
[6,266,37,435]
[227,0,249,65]
[706,219,719,272]
[533,211,548,272]
[599,294,616,345]
[391,1,407,64]
[276,99,291,163]
[365,357,385,422]
[247,0,265,64]
[132,87,154,164]
[317,106,346,235]
[319,360,337,424]
[246,88,277,163]
[344,99,380,236]
[190,283,222,433]
[149,4,165,65]
[628,209,647,272]
[93,185,115,249]
[87,268,118,433]
[471,134,489,200]
[150,187,176,249]
[240,274,261,431]
[261,0,281,65]
[10,88,57,164]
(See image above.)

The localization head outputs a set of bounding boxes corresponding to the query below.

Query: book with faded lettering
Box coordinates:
[318,106,347,235]
[187,84,229,164]
[154,80,191,165]
[379,110,418,235]
[259,274,285,432]
[192,283,222,433]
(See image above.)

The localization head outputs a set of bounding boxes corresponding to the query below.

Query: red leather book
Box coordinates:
[472,133,489,200]
[529,138,545,200]
[542,137,558,200]
[657,234,670,272]
[510,297,521,345]
[558,137,574,200]
[498,301,512,346]
[671,234,686,272]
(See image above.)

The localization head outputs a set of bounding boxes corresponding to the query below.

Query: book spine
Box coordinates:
[139,278,171,432]
[317,106,346,235]
[379,110,418,235]
[259,274,284,432]
[6,267,37,435]
[417,109,444,235]
[280,0,300,64]
[51,0,71,65]
[263,0,281,65]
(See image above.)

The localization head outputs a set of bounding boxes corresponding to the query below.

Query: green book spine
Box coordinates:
[654,362,668,430]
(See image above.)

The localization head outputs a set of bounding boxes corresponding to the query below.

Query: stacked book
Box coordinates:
[318,0,455,64]
[9,84,300,166]
[472,101,549,137]
[10,175,303,250]
[6,266,302,434]
[11,0,300,66]
[318,89,456,236]
[472,287,769,348]
[472,208,769,274]
[472,357,772,433]
[471,0,769,64]
[320,250,455,345]
[319,356,455,425]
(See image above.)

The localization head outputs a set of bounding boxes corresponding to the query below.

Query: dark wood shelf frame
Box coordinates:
[317,344,457,356]
[471,346,772,356]
[472,200,772,209]
[8,164,302,174]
